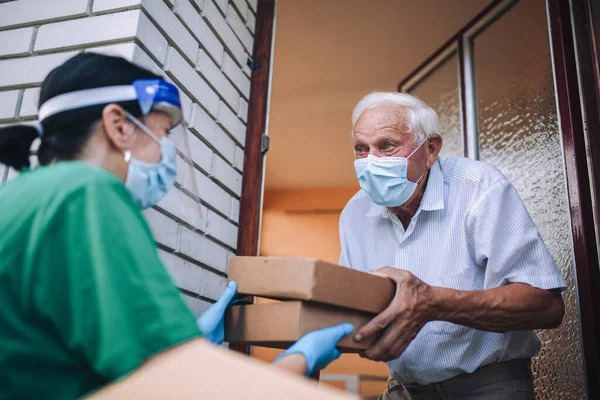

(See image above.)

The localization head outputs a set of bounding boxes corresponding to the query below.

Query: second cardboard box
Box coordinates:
[224,301,374,351]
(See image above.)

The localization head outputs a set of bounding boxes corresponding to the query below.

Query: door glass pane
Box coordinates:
[409,52,463,158]
[474,1,584,398]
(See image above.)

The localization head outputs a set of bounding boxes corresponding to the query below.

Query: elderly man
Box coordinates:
[339,92,566,400]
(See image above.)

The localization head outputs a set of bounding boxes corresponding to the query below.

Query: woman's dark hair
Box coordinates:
[0,52,161,170]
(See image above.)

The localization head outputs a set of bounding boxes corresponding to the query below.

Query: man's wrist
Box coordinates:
[424,285,450,322]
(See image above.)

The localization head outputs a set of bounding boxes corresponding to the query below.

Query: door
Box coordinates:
[399,0,600,397]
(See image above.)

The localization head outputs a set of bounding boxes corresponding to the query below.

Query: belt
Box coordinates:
[403,358,532,395]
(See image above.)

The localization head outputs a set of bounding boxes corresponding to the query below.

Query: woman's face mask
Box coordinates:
[123,112,177,209]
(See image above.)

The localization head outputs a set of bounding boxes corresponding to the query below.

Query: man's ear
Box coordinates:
[101,104,135,151]
[426,134,443,167]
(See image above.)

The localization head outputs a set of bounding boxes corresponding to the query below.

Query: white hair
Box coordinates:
[351,92,441,143]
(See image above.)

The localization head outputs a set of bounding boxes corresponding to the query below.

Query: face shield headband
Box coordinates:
[36,79,183,135]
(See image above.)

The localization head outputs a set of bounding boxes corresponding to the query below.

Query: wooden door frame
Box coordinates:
[547,0,600,397]
[231,0,275,356]
[398,0,600,397]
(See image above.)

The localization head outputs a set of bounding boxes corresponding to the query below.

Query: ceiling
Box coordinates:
[265,0,490,189]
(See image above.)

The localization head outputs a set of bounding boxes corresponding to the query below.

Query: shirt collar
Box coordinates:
[420,159,445,211]
[365,158,445,217]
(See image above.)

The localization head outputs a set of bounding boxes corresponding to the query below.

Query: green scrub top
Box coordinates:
[0,162,202,399]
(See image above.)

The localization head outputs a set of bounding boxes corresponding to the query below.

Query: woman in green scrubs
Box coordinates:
[0,53,352,399]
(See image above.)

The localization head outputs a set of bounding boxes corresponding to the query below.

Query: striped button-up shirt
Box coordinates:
[339,156,566,385]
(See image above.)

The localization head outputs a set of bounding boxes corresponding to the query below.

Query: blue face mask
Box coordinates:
[124,112,177,209]
[354,141,425,207]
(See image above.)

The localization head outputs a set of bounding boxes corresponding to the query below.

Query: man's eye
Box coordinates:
[383,143,393,150]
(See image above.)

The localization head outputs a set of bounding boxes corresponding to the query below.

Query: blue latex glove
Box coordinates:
[197,281,238,345]
[276,323,354,375]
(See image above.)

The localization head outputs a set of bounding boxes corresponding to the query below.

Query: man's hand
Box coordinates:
[355,267,433,362]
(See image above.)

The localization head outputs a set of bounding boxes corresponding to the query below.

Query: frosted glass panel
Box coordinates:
[474,1,584,398]
[409,53,462,158]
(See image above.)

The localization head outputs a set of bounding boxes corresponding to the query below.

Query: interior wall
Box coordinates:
[255,187,390,397]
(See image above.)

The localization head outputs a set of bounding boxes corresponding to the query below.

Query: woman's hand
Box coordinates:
[275,323,354,375]
[196,281,238,345]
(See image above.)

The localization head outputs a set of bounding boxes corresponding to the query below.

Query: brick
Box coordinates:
[0,90,20,121]
[132,45,165,75]
[93,0,142,12]
[206,210,238,248]
[190,104,236,162]
[175,0,224,66]
[232,0,249,22]
[0,51,77,89]
[197,50,239,112]
[226,7,253,53]
[0,0,88,29]
[0,27,35,57]
[87,43,164,76]
[186,129,213,173]
[143,208,179,250]
[212,155,242,196]
[222,53,251,98]
[248,0,257,13]
[156,186,207,231]
[238,98,248,122]
[201,269,227,301]
[181,293,210,317]
[178,156,197,195]
[242,61,251,78]
[233,146,244,171]
[217,101,246,146]
[231,197,240,221]
[175,154,185,186]
[159,250,203,294]
[165,48,219,117]
[178,226,228,272]
[203,0,245,66]
[192,0,205,10]
[136,12,169,65]
[169,125,189,155]
[194,169,232,216]
[214,0,229,14]
[86,42,136,60]
[35,11,141,53]
[246,9,256,33]
[178,90,193,124]
[142,0,199,65]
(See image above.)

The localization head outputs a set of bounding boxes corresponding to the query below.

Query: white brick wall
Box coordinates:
[0,0,257,310]
[0,27,35,57]
[0,90,20,121]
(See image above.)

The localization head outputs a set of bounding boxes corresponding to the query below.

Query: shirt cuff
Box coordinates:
[504,274,567,292]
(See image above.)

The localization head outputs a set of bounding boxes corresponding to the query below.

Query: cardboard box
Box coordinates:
[224,301,375,352]
[87,339,359,400]
[229,257,396,314]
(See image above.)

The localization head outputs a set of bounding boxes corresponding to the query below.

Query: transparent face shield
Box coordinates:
[35,79,209,228]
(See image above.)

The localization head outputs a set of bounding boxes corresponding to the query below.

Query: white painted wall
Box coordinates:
[0,0,258,314]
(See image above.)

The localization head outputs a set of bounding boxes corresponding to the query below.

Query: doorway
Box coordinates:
[237,0,600,397]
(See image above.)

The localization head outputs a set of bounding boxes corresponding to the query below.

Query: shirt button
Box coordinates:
[398,242,405,248]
